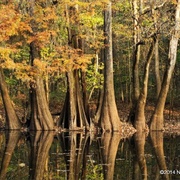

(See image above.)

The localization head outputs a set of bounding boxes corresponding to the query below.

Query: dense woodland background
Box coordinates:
[0,0,180,131]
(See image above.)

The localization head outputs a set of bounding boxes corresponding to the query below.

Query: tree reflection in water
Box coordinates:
[150,132,169,180]
[100,132,121,180]
[0,131,179,179]
[131,131,148,180]
[29,131,54,180]
[0,131,20,180]
[58,132,90,180]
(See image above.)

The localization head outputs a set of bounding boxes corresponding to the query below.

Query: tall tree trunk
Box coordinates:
[94,50,104,125]
[152,0,161,98]
[100,1,121,132]
[29,75,54,130]
[81,70,90,122]
[132,0,140,102]
[58,4,89,130]
[154,39,161,98]
[28,1,54,130]
[134,38,156,131]
[59,71,89,130]
[129,0,141,123]
[44,74,49,104]
[150,1,180,130]
[0,68,21,129]
[94,87,104,125]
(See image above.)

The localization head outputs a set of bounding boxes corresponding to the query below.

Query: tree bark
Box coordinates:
[81,70,90,122]
[134,38,156,131]
[129,0,141,123]
[94,50,104,125]
[154,39,161,98]
[28,1,54,130]
[0,68,21,129]
[100,1,121,132]
[132,0,140,102]
[58,4,89,130]
[59,71,89,130]
[152,1,161,98]
[150,1,180,130]
[29,75,54,130]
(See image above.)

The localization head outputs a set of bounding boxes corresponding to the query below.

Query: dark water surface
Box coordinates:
[0,131,179,180]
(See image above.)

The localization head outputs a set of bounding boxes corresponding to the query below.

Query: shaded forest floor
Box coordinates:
[0,100,179,135]
[117,101,180,135]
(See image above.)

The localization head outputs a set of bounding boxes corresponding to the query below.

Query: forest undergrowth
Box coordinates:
[0,99,179,135]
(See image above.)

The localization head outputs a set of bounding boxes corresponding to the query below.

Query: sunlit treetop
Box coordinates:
[0,0,108,82]
[0,4,32,42]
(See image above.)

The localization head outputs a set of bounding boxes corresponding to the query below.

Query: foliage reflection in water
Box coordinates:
[0,131,179,180]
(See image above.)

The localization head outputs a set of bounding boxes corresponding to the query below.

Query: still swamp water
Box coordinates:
[0,131,179,180]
